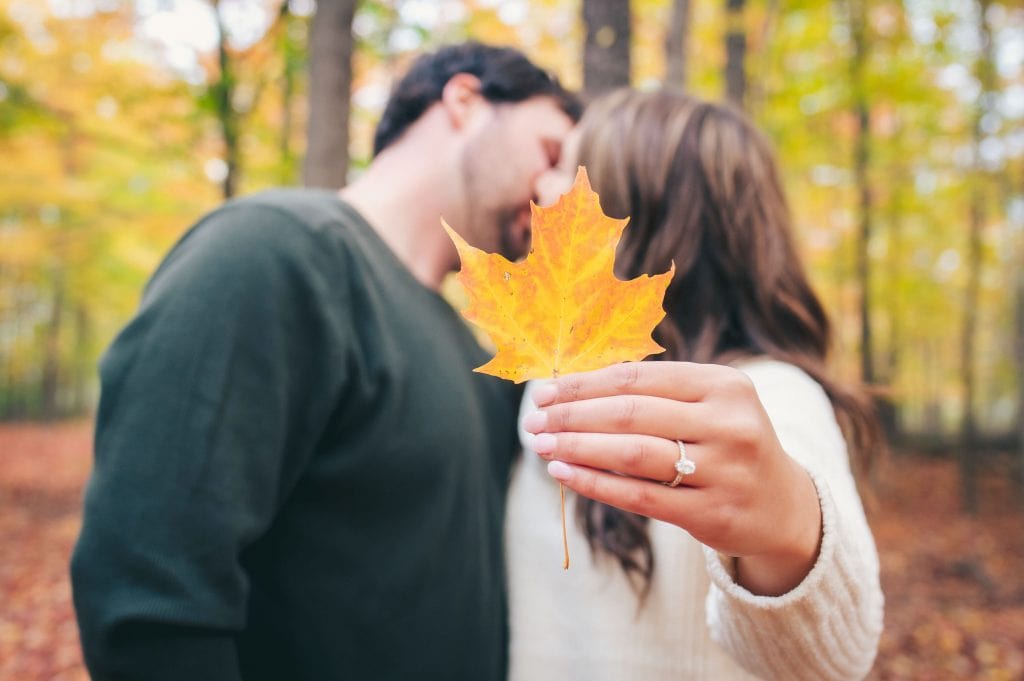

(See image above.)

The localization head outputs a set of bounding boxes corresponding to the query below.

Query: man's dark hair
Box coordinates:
[373,42,582,156]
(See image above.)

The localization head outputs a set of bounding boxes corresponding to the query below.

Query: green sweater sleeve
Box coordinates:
[71,203,352,680]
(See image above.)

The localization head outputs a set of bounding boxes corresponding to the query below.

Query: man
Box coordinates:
[71,42,580,681]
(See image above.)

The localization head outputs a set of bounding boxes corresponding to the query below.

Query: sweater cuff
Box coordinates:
[702,467,883,680]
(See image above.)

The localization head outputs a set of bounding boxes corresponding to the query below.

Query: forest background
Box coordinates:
[0,0,1023,679]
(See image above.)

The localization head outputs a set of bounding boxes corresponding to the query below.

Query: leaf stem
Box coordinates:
[560,482,570,569]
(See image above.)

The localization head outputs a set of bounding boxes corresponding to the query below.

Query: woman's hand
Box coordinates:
[522,361,823,596]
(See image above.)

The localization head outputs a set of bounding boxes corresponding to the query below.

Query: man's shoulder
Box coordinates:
[148,188,366,298]
[215,187,358,236]
[181,188,370,263]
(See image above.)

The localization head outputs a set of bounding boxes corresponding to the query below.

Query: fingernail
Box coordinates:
[532,383,558,407]
[522,410,548,433]
[547,460,573,482]
[532,433,557,457]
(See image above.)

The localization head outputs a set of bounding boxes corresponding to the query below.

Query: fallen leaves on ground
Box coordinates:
[867,452,1024,680]
[1,421,1022,679]
[0,421,91,681]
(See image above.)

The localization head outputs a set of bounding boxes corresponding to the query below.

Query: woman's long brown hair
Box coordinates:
[573,89,882,599]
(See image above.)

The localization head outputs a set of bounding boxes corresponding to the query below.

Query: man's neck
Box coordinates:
[339,147,459,292]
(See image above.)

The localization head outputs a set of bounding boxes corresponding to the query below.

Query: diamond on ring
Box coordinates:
[663,440,696,487]
[675,457,696,476]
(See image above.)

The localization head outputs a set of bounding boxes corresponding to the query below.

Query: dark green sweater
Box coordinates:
[71,189,520,681]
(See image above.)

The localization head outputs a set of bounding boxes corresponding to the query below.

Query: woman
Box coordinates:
[505,89,884,680]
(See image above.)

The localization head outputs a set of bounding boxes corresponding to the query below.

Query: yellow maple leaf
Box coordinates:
[444,166,674,384]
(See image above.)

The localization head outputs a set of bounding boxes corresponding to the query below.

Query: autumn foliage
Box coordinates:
[445,167,673,383]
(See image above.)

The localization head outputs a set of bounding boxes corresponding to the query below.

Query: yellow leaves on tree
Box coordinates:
[444,167,673,570]
[444,167,674,384]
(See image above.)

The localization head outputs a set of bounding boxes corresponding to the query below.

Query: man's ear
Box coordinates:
[440,73,486,130]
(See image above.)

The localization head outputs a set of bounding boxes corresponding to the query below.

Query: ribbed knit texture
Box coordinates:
[505,359,883,681]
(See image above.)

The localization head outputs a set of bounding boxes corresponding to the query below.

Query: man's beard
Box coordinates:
[461,193,524,260]
[460,149,529,261]
[496,208,529,261]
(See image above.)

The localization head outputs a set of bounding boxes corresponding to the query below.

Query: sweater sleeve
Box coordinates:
[702,362,884,681]
[70,203,352,681]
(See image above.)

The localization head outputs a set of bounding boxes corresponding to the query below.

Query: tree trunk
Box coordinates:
[850,1,873,387]
[854,107,872,385]
[41,274,64,419]
[724,0,746,107]
[960,0,995,515]
[1016,269,1024,494]
[0,264,11,418]
[71,304,91,415]
[583,0,631,95]
[212,0,240,198]
[6,329,24,417]
[879,150,905,443]
[304,0,356,189]
[923,337,942,435]
[960,192,983,513]
[279,1,300,185]
[664,0,691,90]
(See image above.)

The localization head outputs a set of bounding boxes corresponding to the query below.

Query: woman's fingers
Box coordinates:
[546,460,704,528]
[529,432,705,487]
[532,361,729,407]
[522,394,714,441]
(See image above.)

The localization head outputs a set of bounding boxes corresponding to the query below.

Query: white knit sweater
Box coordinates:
[504,359,884,681]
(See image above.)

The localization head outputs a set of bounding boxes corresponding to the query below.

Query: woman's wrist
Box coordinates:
[734,461,823,596]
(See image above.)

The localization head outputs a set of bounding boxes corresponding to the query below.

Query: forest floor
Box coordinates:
[1,421,1022,680]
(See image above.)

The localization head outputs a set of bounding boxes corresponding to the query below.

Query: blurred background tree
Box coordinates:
[0,0,1022,506]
